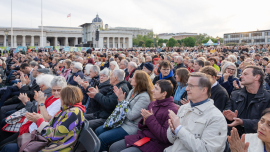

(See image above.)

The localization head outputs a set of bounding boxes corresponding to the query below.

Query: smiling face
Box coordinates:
[225,65,236,76]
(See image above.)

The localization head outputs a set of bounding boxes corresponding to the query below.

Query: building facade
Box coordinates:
[158,32,197,40]
[0,26,82,47]
[224,30,270,45]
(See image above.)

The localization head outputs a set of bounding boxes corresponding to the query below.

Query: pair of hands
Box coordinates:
[73,76,88,88]
[16,72,30,89]
[228,127,249,152]
[25,112,43,123]
[223,110,243,127]
[233,80,244,89]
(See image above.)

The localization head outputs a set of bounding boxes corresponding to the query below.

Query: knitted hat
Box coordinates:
[144,62,153,71]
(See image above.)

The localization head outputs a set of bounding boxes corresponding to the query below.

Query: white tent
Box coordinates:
[207,39,214,44]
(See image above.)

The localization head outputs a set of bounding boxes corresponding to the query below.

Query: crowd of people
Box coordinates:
[0,44,269,151]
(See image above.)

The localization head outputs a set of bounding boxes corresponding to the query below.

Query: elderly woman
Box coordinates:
[60,59,72,80]
[1,85,85,152]
[0,76,67,147]
[218,62,239,95]
[84,64,93,81]
[228,108,270,152]
[110,61,119,73]
[94,70,154,152]
[67,62,84,86]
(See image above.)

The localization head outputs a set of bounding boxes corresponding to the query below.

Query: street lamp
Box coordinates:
[4,29,9,47]
[153,34,156,48]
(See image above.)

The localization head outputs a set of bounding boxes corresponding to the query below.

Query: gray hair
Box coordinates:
[146,56,152,61]
[109,58,114,62]
[122,59,128,67]
[110,61,119,70]
[36,74,55,88]
[129,61,137,69]
[91,65,100,75]
[73,62,83,71]
[112,69,125,82]
[139,57,145,63]
[100,68,110,77]
[85,64,93,74]
[228,55,237,62]
[221,62,237,77]
[132,57,139,65]
[50,76,67,88]
[30,61,38,67]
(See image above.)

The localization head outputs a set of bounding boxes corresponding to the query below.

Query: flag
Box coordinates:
[67,14,71,18]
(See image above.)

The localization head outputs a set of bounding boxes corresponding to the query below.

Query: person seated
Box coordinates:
[223,65,270,137]
[200,66,230,112]
[59,59,72,80]
[0,85,85,152]
[217,62,239,95]
[84,69,129,130]
[165,72,227,152]
[208,57,220,72]
[0,76,66,146]
[67,62,84,86]
[142,62,155,81]
[110,80,178,152]
[153,60,177,90]
[228,108,270,152]
[95,70,153,152]
[173,68,189,105]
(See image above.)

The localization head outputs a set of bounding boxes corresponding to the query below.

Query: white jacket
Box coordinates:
[164,99,227,152]
[245,133,264,152]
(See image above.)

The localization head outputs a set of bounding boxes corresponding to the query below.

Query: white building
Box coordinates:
[80,14,153,48]
[158,32,197,40]
[0,14,153,48]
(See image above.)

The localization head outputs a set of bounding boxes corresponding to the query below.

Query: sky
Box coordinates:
[0,0,270,38]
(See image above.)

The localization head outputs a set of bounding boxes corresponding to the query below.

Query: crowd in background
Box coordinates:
[0,44,269,151]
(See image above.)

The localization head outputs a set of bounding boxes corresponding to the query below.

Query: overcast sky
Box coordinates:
[1,0,270,38]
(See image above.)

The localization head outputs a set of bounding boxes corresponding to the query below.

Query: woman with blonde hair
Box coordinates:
[95,70,154,152]
[110,61,119,73]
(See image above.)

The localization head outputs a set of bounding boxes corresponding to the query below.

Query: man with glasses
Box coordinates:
[153,60,177,89]
[165,72,227,152]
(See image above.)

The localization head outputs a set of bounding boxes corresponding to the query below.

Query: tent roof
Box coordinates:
[207,39,214,44]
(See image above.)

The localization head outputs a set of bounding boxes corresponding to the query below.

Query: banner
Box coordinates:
[16,46,27,53]
[64,46,70,52]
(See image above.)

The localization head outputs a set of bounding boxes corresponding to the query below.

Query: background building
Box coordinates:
[158,32,197,40]
[224,30,270,45]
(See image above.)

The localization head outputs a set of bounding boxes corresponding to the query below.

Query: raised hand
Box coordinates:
[141,109,153,120]
[18,93,29,105]
[223,110,238,121]
[37,91,47,104]
[228,127,249,152]
[113,86,126,101]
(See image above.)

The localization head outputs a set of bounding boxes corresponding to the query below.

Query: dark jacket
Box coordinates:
[173,63,186,73]
[101,62,109,70]
[20,79,40,101]
[81,75,100,105]
[67,70,84,86]
[139,63,145,70]
[125,97,178,152]
[217,76,239,95]
[226,85,270,136]
[124,69,129,79]
[93,80,129,119]
[211,83,229,112]
[152,75,177,90]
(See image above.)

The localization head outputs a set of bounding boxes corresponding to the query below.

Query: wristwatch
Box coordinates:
[39,103,45,107]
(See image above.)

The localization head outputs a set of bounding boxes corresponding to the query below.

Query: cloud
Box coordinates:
[0,0,270,37]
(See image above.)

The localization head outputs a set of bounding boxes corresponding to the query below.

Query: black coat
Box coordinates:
[226,85,270,136]
[93,80,129,119]
[86,79,112,115]
[152,75,177,90]
[139,63,145,70]
[211,83,229,112]
[173,63,186,73]
[124,69,129,79]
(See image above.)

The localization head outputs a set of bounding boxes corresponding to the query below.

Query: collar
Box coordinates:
[30,68,33,74]
[211,81,218,88]
[155,97,174,107]
[186,99,214,115]
[190,98,209,107]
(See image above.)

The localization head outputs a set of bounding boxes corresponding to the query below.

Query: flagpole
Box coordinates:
[41,0,43,47]
[70,15,71,27]
[11,0,13,48]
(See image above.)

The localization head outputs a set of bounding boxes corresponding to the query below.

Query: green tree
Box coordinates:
[183,37,196,47]
[133,38,139,46]
[145,39,154,47]
[167,38,177,47]
[177,40,182,45]
[163,39,168,43]
[193,33,208,44]
[138,40,144,46]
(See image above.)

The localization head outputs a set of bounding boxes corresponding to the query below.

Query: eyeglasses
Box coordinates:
[226,68,236,71]
[52,89,61,92]
[186,83,200,90]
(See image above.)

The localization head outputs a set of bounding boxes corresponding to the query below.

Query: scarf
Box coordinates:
[159,69,173,80]
[125,69,135,81]
[19,96,59,136]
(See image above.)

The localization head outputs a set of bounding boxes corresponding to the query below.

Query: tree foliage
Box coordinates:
[145,39,154,47]
[167,38,177,47]
[183,37,196,47]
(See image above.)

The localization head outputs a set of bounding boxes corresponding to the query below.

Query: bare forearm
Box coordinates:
[39,106,52,122]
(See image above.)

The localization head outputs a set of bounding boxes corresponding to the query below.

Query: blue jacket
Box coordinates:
[67,70,84,86]
[217,76,239,95]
